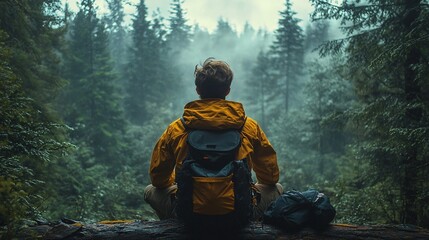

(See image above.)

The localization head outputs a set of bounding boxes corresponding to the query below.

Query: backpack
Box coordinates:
[263,189,336,232]
[175,118,254,231]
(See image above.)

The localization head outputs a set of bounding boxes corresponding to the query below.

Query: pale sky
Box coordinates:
[64,0,314,33]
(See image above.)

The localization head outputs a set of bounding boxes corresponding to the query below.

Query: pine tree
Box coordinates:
[61,0,126,174]
[149,10,176,105]
[213,18,237,50]
[241,22,255,40]
[163,0,190,108]
[0,0,70,234]
[0,0,65,104]
[151,9,168,56]
[89,19,127,173]
[311,0,429,225]
[304,58,354,175]
[0,30,66,235]
[166,0,191,56]
[125,0,151,123]
[106,0,127,73]
[64,0,98,84]
[239,22,272,58]
[245,50,279,129]
[125,0,172,124]
[192,24,211,55]
[271,0,305,113]
[304,20,330,53]
[61,0,98,133]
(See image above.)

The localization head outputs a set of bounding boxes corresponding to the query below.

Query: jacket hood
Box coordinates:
[182,99,246,130]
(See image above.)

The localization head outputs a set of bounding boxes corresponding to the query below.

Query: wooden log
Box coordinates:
[18,219,429,240]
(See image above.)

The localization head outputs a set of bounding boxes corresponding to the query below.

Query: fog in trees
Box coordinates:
[1,0,428,235]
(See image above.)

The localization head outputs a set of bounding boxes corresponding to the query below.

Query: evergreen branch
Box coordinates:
[311,0,409,24]
[317,28,377,56]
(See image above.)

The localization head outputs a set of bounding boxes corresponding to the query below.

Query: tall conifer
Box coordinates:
[126,0,172,123]
[271,0,305,113]
[106,0,127,73]
[245,50,279,129]
[0,0,69,233]
[166,0,191,55]
[311,0,429,225]
[61,0,126,174]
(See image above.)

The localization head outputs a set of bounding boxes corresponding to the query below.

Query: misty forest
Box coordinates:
[1,0,429,236]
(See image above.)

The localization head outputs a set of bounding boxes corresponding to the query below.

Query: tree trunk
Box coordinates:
[18,219,429,240]
[402,0,422,225]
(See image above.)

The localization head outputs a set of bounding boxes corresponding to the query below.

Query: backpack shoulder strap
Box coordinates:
[239,117,248,132]
[180,117,189,131]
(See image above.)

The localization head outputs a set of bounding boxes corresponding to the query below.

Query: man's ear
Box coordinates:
[225,88,231,96]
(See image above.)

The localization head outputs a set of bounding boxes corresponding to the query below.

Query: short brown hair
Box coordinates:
[194,58,233,99]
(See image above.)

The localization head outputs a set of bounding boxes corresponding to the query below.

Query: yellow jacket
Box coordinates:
[149,99,279,188]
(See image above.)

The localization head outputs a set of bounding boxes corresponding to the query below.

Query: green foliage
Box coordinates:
[245,50,279,129]
[310,0,429,226]
[41,105,176,222]
[42,159,155,222]
[106,0,127,72]
[36,0,178,224]
[304,20,330,52]
[333,150,401,225]
[270,0,305,113]
[123,104,178,182]
[304,58,354,156]
[167,0,191,53]
[126,0,178,124]
[3,0,429,231]
[59,1,127,175]
[268,56,353,192]
[244,0,308,129]
[0,24,70,236]
[270,110,341,191]
[213,19,237,50]
[0,4,69,237]
[0,0,65,104]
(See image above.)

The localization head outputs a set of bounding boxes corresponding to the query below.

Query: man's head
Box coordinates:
[194,58,233,99]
